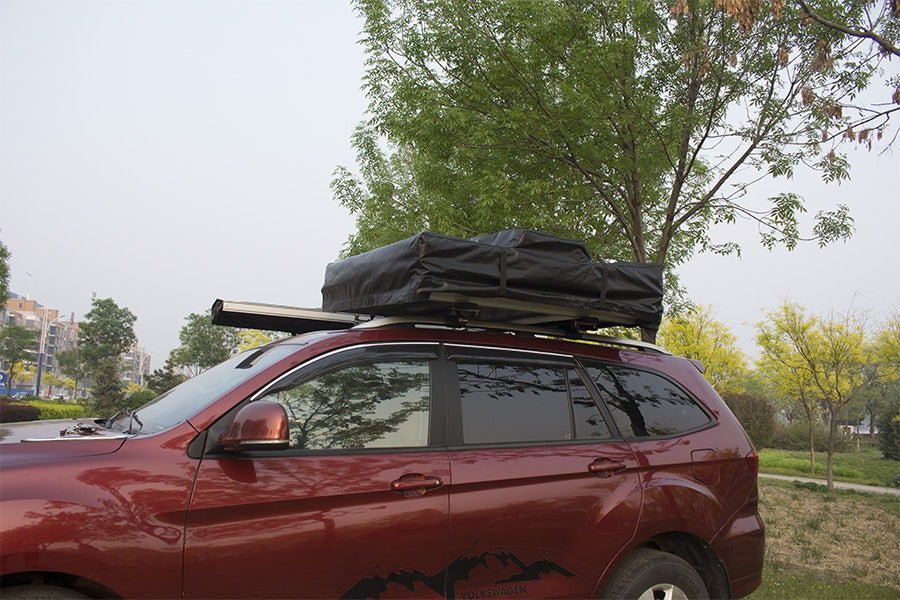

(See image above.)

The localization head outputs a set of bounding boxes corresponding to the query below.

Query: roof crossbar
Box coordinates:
[211,298,667,354]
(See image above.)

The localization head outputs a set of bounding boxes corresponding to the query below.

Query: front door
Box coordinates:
[183,345,450,599]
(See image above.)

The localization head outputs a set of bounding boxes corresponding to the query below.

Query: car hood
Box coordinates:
[0,419,127,461]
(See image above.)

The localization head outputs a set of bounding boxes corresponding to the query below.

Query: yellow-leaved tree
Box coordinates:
[658,305,749,396]
[756,302,874,490]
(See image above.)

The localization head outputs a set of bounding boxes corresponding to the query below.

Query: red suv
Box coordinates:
[0,232,763,599]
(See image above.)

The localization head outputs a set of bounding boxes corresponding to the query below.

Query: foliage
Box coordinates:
[771,420,852,454]
[761,446,899,487]
[659,305,749,395]
[79,296,137,365]
[78,296,137,415]
[56,348,89,400]
[124,388,158,411]
[0,397,40,422]
[333,0,890,285]
[0,235,9,310]
[756,302,875,488]
[876,390,900,461]
[91,357,126,417]
[23,400,85,420]
[173,311,240,375]
[237,329,275,352]
[145,353,188,395]
[723,392,778,448]
[0,325,40,396]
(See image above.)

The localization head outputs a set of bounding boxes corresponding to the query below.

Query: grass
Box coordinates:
[759,446,900,488]
[744,475,900,599]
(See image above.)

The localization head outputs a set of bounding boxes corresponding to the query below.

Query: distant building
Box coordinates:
[3,294,79,381]
[122,343,152,387]
[3,294,151,396]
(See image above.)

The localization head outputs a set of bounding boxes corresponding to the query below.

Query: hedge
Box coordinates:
[24,401,86,420]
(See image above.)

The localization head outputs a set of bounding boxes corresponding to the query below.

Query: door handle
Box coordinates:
[588,458,627,478]
[390,473,444,497]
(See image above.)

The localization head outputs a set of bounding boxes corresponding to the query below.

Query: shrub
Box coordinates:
[25,401,85,420]
[772,420,852,453]
[0,398,41,423]
[723,393,778,448]
[875,395,900,461]
[124,388,158,411]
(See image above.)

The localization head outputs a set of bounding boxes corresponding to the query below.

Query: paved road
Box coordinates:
[759,472,900,497]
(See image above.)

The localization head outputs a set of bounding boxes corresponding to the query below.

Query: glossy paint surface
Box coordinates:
[1,326,763,599]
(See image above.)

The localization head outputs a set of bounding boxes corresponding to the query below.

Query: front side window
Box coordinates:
[584,361,713,438]
[260,359,431,450]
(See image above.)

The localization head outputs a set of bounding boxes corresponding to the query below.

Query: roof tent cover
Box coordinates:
[321,230,663,329]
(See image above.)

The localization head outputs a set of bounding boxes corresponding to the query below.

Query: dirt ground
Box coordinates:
[758,482,900,590]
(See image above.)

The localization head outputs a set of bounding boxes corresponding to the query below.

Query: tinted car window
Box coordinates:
[454,354,612,444]
[583,361,713,438]
[259,359,431,450]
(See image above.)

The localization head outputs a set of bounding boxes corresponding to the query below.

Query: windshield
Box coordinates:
[106,343,301,435]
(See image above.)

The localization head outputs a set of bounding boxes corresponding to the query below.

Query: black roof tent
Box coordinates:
[212,229,664,339]
[321,229,663,331]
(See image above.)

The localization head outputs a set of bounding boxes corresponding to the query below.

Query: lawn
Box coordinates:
[759,446,900,488]
[745,452,900,600]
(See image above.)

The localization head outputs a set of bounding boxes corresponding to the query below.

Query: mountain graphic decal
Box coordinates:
[341,544,576,599]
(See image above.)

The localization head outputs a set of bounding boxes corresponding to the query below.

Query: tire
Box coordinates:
[1,584,90,599]
[600,548,710,600]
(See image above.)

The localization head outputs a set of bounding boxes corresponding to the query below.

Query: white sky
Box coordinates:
[2,0,898,367]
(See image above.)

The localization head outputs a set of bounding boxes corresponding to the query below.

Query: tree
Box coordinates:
[79,296,137,415]
[0,235,10,310]
[0,325,40,396]
[658,304,749,395]
[145,353,188,395]
[756,302,874,489]
[56,347,89,399]
[333,0,892,294]
[172,311,240,375]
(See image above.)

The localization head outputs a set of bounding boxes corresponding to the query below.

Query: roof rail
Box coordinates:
[354,314,668,354]
[211,299,667,354]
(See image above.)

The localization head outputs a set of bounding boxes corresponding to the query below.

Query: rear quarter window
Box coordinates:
[582,360,713,439]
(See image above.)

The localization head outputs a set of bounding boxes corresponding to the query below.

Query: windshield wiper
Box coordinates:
[102,409,143,433]
[126,411,143,434]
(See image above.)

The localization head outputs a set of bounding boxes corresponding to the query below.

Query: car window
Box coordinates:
[583,361,713,438]
[259,359,431,450]
[454,353,612,444]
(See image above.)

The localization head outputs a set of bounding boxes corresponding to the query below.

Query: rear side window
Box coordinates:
[453,353,612,444]
[583,361,713,438]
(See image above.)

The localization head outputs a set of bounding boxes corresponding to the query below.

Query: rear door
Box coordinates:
[444,347,642,600]
[184,344,450,599]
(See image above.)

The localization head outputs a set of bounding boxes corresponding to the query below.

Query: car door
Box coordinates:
[444,347,642,600]
[183,344,451,599]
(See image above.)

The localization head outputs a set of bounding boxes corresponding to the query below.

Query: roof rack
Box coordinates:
[211,298,667,354]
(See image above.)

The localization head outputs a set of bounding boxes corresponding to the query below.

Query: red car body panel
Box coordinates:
[1,326,763,599]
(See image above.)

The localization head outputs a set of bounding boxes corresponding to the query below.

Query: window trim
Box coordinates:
[443,345,618,448]
[205,343,444,457]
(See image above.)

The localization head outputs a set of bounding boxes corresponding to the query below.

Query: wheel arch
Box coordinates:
[0,571,121,599]
[596,531,731,600]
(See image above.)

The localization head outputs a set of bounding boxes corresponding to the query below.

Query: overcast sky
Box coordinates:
[2,0,898,367]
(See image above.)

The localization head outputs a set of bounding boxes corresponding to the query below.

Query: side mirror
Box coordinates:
[218,401,290,452]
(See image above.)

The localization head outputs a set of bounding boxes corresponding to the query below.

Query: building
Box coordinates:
[3,294,151,397]
[122,343,152,387]
[3,295,79,385]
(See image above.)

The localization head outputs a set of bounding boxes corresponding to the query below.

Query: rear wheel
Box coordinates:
[600,548,709,600]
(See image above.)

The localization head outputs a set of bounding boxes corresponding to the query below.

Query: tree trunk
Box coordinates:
[827,411,837,491]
